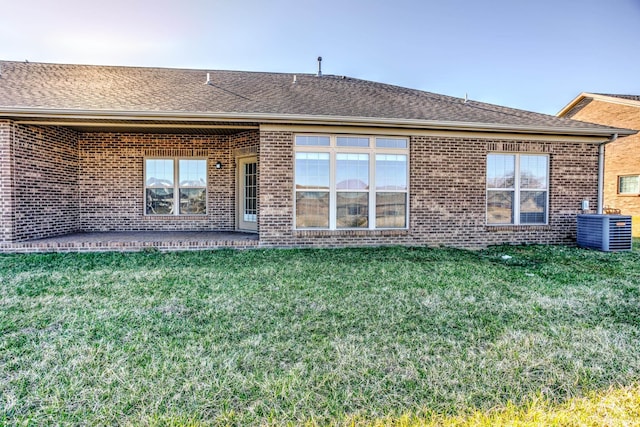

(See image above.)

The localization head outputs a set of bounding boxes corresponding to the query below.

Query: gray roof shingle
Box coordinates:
[0,61,629,135]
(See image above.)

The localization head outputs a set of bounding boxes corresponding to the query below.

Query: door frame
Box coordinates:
[236,155,258,232]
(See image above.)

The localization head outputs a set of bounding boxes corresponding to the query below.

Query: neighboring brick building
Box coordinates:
[558,93,640,236]
[0,61,634,251]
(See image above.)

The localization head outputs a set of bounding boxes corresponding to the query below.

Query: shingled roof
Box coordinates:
[0,61,632,136]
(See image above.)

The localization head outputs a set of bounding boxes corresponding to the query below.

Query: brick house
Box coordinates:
[558,93,640,236]
[0,61,634,252]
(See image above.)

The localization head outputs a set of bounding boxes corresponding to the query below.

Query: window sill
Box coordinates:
[486,224,551,232]
[144,215,208,220]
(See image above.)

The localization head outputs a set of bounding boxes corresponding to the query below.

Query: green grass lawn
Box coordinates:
[1,243,639,426]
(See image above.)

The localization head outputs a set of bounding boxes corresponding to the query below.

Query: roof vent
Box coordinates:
[317,56,322,77]
[205,72,212,85]
[293,74,297,84]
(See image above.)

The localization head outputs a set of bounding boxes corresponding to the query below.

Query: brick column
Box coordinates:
[258,130,294,244]
[0,120,14,242]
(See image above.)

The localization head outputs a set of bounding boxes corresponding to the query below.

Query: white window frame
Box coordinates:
[486,153,549,226]
[294,134,409,230]
[144,157,208,216]
[618,175,640,195]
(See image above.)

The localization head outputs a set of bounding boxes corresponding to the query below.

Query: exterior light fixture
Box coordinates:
[215,161,223,169]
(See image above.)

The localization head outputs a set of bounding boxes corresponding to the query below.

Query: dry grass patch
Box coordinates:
[348,384,640,426]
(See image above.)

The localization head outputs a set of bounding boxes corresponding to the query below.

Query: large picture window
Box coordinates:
[486,154,548,225]
[145,158,207,215]
[295,135,408,229]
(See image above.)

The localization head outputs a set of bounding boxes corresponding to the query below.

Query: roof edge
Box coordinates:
[558,92,640,117]
[557,92,590,117]
[0,107,634,137]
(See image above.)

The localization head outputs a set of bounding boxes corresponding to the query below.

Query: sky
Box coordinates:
[1,0,639,115]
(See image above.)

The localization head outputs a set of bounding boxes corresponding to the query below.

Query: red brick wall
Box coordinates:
[11,124,80,241]
[78,131,259,232]
[1,124,599,248]
[258,131,598,248]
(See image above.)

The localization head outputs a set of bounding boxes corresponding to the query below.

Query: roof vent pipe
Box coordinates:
[205,73,211,85]
[317,56,322,77]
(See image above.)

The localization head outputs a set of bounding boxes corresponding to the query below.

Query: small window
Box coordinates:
[337,137,369,147]
[376,138,408,149]
[145,158,207,215]
[619,175,640,194]
[295,135,330,146]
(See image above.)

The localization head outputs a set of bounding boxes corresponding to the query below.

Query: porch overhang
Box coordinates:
[1,108,259,134]
[1,107,634,139]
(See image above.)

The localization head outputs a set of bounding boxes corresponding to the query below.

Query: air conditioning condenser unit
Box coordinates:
[577,214,632,252]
